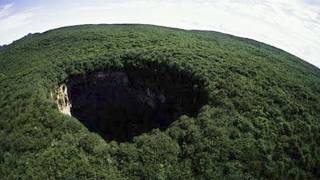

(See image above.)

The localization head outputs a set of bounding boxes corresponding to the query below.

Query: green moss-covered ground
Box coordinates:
[0,24,320,179]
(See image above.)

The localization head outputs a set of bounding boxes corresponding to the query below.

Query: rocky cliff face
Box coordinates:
[52,84,72,116]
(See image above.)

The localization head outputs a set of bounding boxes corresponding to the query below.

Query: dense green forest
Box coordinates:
[0,24,320,179]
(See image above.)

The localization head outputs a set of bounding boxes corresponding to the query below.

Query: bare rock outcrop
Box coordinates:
[52,84,71,116]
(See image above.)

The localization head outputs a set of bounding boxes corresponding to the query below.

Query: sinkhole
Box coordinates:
[61,64,208,142]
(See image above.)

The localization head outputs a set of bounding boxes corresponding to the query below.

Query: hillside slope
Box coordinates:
[0,24,319,179]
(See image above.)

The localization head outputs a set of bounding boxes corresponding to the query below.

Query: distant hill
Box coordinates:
[0,24,319,179]
[0,45,5,51]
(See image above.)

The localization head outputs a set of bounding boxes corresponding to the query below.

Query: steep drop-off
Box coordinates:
[63,66,207,142]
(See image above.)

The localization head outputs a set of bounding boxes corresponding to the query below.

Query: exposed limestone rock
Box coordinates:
[52,84,72,116]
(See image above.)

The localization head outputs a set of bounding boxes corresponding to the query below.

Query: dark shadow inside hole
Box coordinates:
[67,64,208,142]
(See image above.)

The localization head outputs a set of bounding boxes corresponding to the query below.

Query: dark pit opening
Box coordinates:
[67,64,208,142]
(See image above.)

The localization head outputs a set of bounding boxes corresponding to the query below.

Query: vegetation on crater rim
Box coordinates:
[0,24,320,179]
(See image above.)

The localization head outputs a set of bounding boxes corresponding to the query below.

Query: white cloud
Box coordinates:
[0,3,37,44]
[0,3,14,19]
[0,0,319,68]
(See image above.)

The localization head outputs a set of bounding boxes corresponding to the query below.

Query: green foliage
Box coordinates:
[0,24,320,179]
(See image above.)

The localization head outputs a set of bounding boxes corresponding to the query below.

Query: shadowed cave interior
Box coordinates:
[67,65,208,142]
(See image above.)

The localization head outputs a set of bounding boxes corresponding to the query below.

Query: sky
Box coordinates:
[0,0,319,68]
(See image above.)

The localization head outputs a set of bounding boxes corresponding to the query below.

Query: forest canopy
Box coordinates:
[0,24,319,179]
